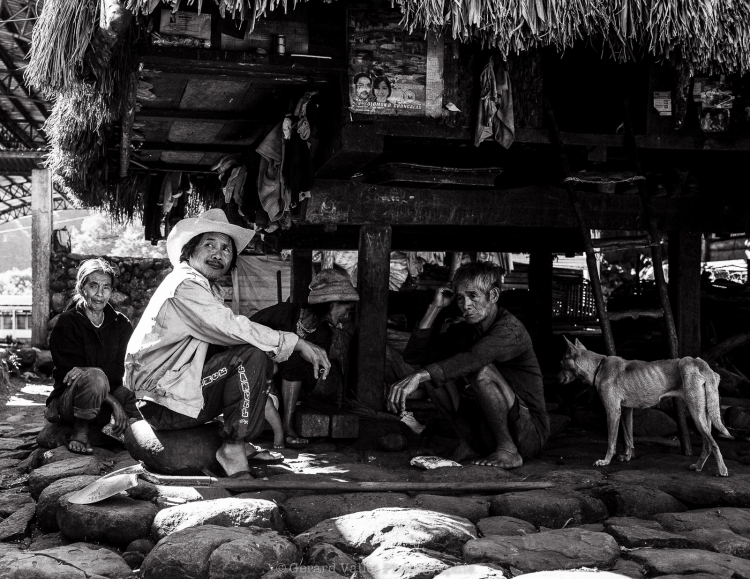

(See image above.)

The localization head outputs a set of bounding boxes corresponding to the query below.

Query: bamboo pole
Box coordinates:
[622,100,692,457]
[139,472,554,494]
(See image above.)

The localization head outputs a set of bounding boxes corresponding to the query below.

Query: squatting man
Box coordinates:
[124,209,331,477]
[387,262,550,468]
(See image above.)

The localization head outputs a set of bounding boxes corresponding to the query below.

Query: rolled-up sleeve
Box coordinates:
[171,279,298,361]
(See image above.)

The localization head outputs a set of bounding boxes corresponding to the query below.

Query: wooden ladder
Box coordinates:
[544,99,693,457]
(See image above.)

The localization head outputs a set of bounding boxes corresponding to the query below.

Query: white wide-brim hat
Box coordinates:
[166,208,255,267]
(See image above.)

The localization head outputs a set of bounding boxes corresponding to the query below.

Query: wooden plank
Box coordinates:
[304,180,746,231]
[669,232,702,357]
[356,225,391,411]
[291,250,313,304]
[277,225,583,253]
[529,253,553,334]
[137,109,267,122]
[315,124,384,179]
[31,169,51,347]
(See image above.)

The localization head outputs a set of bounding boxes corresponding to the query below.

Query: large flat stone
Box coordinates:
[0,503,34,541]
[628,548,750,577]
[42,446,115,465]
[655,507,750,534]
[141,525,297,579]
[304,542,358,576]
[588,482,687,518]
[28,456,104,499]
[604,523,691,549]
[489,489,608,528]
[295,507,478,557]
[608,470,750,507]
[415,495,489,523]
[0,542,131,578]
[0,489,33,518]
[419,465,520,484]
[124,420,222,476]
[36,475,99,531]
[284,492,414,534]
[57,493,158,548]
[463,528,620,573]
[603,516,663,530]
[432,565,506,579]
[360,545,462,579]
[476,516,536,537]
[152,497,284,540]
[683,528,750,558]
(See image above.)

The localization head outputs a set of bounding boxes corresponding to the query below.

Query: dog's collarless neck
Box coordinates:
[591,358,606,387]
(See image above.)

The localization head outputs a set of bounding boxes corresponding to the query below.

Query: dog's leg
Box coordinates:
[618,407,635,462]
[682,364,729,477]
[595,402,621,467]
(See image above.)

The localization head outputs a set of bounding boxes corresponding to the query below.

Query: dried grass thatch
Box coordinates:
[396,0,750,73]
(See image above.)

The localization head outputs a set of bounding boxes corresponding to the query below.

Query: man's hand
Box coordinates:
[63,367,88,388]
[295,339,332,380]
[105,395,129,436]
[387,372,424,414]
[431,285,454,309]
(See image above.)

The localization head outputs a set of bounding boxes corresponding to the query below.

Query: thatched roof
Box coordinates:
[398,0,750,73]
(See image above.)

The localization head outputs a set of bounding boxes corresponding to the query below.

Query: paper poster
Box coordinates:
[348,2,427,116]
[160,9,212,40]
[653,91,672,116]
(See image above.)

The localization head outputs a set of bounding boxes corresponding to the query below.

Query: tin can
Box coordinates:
[276,35,286,55]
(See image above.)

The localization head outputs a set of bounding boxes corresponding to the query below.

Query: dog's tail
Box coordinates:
[698,357,733,439]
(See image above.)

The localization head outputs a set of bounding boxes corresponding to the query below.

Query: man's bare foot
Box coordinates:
[447,440,480,463]
[471,448,523,469]
[283,427,308,448]
[67,419,93,455]
[216,441,250,476]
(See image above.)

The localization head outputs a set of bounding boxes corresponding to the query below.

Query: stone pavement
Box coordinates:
[2,372,750,578]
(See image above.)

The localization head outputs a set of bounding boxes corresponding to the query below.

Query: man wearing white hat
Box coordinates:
[124,209,330,476]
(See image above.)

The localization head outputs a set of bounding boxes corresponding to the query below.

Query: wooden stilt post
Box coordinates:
[669,232,702,357]
[623,100,692,456]
[290,249,313,304]
[529,252,554,335]
[31,169,52,347]
[356,225,392,410]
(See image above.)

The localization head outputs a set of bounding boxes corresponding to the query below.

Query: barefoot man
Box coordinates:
[387,262,549,468]
[124,209,330,477]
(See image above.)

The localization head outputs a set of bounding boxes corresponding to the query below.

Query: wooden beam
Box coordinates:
[368,163,502,187]
[291,250,313,304]
[669,232,702,357]
[529,253,553,334]
[355,225,391,411]
[31,168,51,347]
[277,225,583,253]
[137,109,268,122]
[139,46,344,83]
[316,124,384,179]
[120,73,138,178]
[333,121,750,151]
[137,142,253,153]
[305,180,746,231]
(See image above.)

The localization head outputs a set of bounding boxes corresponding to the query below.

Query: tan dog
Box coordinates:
[557,337,732,476]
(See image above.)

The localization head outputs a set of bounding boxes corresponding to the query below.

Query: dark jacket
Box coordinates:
[48,300,133,405]
[403,307,550,443]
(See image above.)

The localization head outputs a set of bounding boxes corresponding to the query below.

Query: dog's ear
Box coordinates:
[575,338,586,350]
[563,336,575,349]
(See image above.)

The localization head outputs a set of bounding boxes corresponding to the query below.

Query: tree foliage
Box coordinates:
[71,213,167,258]
[0,268,32,295]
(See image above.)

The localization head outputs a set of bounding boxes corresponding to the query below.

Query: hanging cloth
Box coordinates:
[474,56,515,149]
[256,122,286,223]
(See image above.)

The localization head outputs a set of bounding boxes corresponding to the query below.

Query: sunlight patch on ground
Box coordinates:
[20,384,53,396]
[6,396,44,406]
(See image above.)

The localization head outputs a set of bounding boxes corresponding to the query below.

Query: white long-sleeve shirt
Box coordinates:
[124,262,297,417]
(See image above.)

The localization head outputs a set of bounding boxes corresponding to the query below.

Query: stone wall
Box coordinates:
[48,252,173,331]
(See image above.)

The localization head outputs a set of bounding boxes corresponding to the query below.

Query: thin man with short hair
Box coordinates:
[387,262,550,468]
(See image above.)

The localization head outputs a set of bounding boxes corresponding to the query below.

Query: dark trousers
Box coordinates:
[140,345,270,444]
[47,367,139,426]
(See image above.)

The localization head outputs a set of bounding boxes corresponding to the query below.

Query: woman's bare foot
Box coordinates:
[471,448,523,469]
[67,418,93,454]
[447,440,480,463]
[216,441,250,476]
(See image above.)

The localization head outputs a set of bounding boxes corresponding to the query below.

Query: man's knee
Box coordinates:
[78,368,110,397]
[471,365,502,389]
